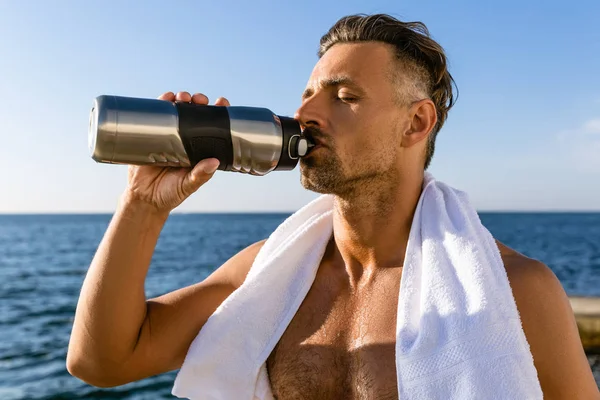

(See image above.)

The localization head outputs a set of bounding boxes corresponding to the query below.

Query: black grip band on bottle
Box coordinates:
[175,102,233,170]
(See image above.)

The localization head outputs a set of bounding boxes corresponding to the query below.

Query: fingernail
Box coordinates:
[203,159,220,174]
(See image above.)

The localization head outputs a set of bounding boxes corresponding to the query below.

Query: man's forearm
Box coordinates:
[67,192,169,374]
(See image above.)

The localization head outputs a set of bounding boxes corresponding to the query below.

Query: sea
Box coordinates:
[0,212,599,399]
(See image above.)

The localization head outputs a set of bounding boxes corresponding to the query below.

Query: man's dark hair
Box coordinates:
[318,14,457,170]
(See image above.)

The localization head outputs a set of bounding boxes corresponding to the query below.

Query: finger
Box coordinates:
[194,158,220,178]
[214,97,230,106]
[175,91,192,102]
[158,92,175,101]
[182,158,220,195]
[191,93,209,105]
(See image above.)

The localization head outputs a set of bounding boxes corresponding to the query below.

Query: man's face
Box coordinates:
[296,42,409,195]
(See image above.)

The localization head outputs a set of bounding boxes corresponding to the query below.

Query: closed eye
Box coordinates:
[336,95,358,103]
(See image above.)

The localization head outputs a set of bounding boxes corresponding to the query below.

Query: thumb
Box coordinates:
[182,158,220,193]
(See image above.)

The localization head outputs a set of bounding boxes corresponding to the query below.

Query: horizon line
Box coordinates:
[1,209,600,215]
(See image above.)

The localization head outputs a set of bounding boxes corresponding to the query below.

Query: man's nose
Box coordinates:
[294,95,327,130]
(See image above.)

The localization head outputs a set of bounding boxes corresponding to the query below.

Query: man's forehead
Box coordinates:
[307,42,395,87]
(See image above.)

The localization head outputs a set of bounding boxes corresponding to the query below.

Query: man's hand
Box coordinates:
[125,91,230,214]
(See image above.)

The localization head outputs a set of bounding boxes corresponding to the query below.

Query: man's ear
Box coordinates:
[401,99,437,148]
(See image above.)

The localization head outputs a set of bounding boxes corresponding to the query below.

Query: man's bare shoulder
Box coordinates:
[495,239,563,304]
[495,240,599,398]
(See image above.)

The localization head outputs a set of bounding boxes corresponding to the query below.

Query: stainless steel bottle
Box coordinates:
[88,95,314,175]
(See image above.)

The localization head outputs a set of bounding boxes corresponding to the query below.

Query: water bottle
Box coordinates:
[88,95,315,176]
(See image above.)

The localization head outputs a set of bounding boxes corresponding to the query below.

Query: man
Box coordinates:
[67,14,598,398]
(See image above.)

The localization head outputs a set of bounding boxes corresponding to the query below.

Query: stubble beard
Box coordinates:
[299,150,378,197]
[299,144,400,204]
[299,152,347,195]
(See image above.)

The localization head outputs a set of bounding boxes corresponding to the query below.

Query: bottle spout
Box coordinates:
[288,135,313,158]
[302,138,316,156]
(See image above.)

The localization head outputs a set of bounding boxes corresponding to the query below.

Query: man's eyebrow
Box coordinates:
[302,76,363,99]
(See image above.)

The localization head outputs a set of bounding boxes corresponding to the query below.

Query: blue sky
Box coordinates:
[1,1,599,213]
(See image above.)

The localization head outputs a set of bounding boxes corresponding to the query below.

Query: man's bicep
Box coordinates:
[116,239,267,384]
[507,258,599,399]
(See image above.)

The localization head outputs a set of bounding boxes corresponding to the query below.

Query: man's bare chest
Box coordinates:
[266,265,402,400]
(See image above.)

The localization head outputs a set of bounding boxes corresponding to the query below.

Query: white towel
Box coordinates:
[172,172,543,399]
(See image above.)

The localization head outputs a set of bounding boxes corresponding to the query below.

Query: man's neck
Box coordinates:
[329,171,424,287]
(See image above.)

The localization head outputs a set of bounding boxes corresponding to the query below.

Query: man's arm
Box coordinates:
[66,194,266,388]
[505,254,599,399]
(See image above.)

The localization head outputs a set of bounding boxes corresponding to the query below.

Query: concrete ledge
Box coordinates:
[569,296,600,353]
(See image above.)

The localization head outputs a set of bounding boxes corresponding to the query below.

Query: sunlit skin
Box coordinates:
[264,41,599,399]
[264,41,439,399]
[296,41,436,273]
[67,40,598,400]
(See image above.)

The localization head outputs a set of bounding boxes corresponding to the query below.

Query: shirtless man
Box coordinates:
[67,13,598,399]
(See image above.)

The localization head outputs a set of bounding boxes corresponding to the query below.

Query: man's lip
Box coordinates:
[306,143,327,157]
[307,137,327,148]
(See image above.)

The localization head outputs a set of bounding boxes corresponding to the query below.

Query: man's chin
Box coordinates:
[300,173,336,195]
[299,158,345,194]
